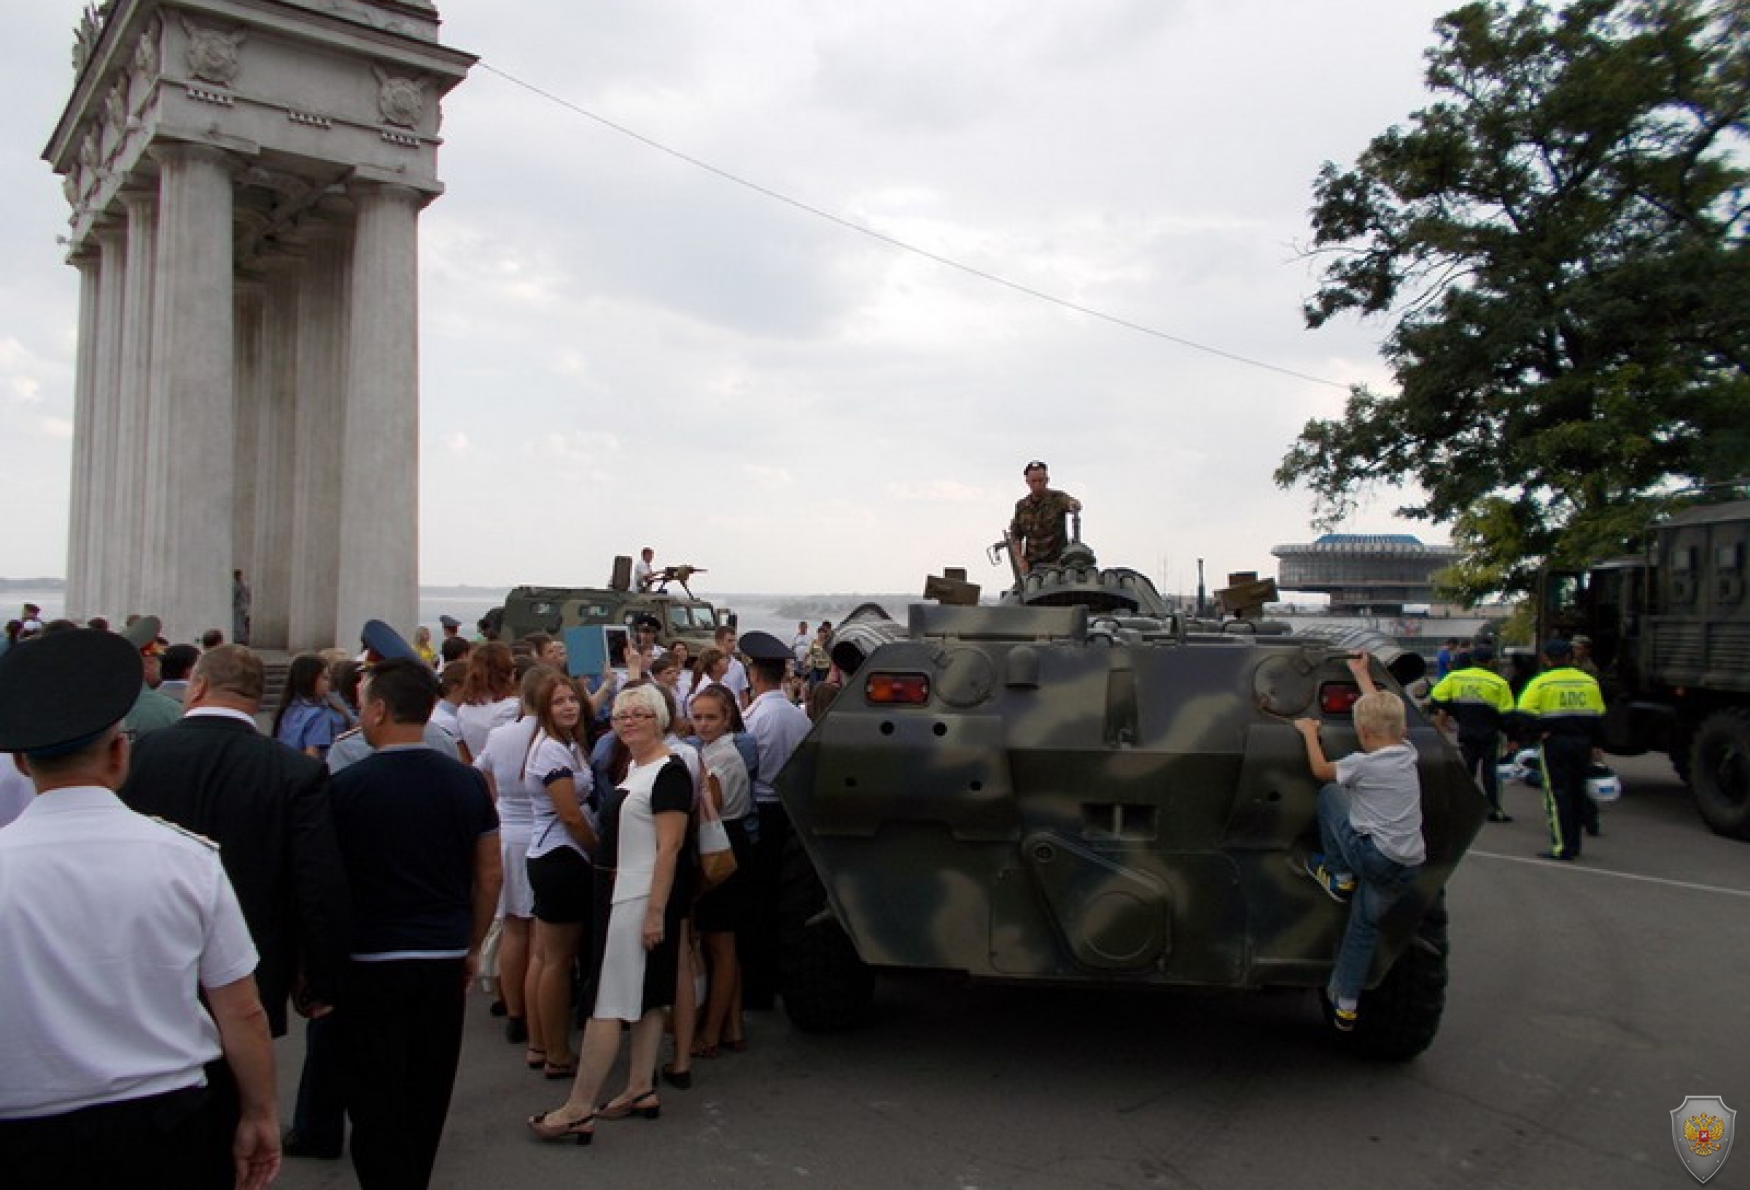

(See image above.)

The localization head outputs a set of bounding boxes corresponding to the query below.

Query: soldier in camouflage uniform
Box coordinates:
[1010,460,1082,573]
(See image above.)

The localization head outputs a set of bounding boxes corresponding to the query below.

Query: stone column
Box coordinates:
[147,143,236,643]
[91,224,128,620]
[233,275,266,631]
[117,189,157,618]
[249,253,302,650]
[64,251,102,620]
[336,181,423,640]
[287,208,350,651]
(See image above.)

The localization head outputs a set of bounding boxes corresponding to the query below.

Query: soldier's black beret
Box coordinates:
[0,629,142,757]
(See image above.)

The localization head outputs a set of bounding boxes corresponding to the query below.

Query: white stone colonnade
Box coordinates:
[45,0,473,649]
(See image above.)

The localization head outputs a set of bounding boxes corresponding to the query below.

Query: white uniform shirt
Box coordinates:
[524,731,595,861]
[0,786,258,1118]
[743,689,811,804]
[722,657,750,704]
[0,753,34,828]
[457,696,520,759]
[475,716,540,832]
[701,734,753,821]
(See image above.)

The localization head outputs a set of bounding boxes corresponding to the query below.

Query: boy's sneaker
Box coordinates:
[1332,1005,1358,1032]
[1301,855,1356,903]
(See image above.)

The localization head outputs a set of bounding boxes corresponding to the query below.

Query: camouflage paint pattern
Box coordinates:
[499,584,727,655]
[777,547,1485,992]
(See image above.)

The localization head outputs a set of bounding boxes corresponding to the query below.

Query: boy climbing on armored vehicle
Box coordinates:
[1293,656,1427,1032]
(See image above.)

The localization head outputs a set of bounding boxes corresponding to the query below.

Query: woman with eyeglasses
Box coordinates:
[529,684,695,1146]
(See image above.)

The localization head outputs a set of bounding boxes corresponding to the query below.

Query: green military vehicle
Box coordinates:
[1536,498,1750,839]
[776,536,1484,1060]
[496,556,731,662]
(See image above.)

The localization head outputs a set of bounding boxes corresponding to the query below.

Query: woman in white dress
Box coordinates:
[529,684,694,1146]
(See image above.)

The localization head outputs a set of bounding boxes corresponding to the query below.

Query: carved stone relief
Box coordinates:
[372,66,427,128]
[133,16,161,82]
[104,79,127,129]
[71,3,105,75]
[182,18,247,86]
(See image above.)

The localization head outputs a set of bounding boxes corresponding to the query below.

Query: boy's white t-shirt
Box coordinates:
[1333,740,1426,866]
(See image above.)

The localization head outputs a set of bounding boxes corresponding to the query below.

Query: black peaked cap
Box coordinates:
[0,629,142,754]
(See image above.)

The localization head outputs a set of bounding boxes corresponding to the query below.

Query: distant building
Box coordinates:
[1271,534,1459,615]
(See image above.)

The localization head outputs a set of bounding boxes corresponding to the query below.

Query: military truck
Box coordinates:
[496,556,732,659]
[776,537,1484,1060]
[1535,499,1750,839]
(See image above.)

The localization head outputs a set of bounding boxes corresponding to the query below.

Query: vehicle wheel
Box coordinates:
[1690,708,1750,840]
[1335,893,1449,1062]
[778,834,875,1032]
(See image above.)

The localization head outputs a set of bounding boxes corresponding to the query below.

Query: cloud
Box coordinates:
[523,430,622,464]
[3,0,1462,592]
[885,479,985,504]
[739,463,794,491]
[0,338,50,406]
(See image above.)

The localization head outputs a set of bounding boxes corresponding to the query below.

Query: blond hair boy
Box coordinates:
[1293,655,1426,1032]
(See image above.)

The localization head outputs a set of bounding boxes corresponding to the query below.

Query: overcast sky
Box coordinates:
[3,0,1464,597]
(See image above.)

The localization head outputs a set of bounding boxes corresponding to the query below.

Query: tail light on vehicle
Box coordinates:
[866,673,930,705]
[1319,683,1362,716]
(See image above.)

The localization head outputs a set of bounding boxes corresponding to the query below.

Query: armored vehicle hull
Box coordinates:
[777,548,1485,1059]
[498,584,728,656]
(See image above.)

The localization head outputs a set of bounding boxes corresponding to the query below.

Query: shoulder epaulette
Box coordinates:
[146,815,220,850]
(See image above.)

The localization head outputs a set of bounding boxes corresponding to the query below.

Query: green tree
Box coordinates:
[1278,0,1750,600]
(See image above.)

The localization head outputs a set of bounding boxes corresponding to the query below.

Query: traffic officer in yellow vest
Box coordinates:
[1428,644,1516,822]
[1513,638,1606,861]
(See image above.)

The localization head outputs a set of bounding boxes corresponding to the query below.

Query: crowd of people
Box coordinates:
[0,556,1611,1181]
[0,599,841,1188]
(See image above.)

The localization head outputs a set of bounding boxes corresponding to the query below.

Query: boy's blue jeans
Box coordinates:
[1316,782,1419,1004]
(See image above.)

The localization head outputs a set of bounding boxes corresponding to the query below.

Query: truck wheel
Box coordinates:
[1691,709,1750,840]
[1336,893,1449,1062]
[778,835,875,1032]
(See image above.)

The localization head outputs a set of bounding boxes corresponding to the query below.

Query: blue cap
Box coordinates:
[1543,638,1573,659]
[362,620,419,663]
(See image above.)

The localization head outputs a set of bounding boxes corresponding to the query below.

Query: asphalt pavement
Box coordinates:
[270,751,1749,1190]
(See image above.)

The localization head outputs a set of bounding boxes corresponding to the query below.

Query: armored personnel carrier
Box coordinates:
[776,537,1485,1059]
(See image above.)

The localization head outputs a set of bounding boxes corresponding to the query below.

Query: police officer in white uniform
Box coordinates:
[0,629,281,1190]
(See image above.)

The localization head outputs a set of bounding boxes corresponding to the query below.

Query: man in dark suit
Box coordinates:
[119,644,350,1181]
